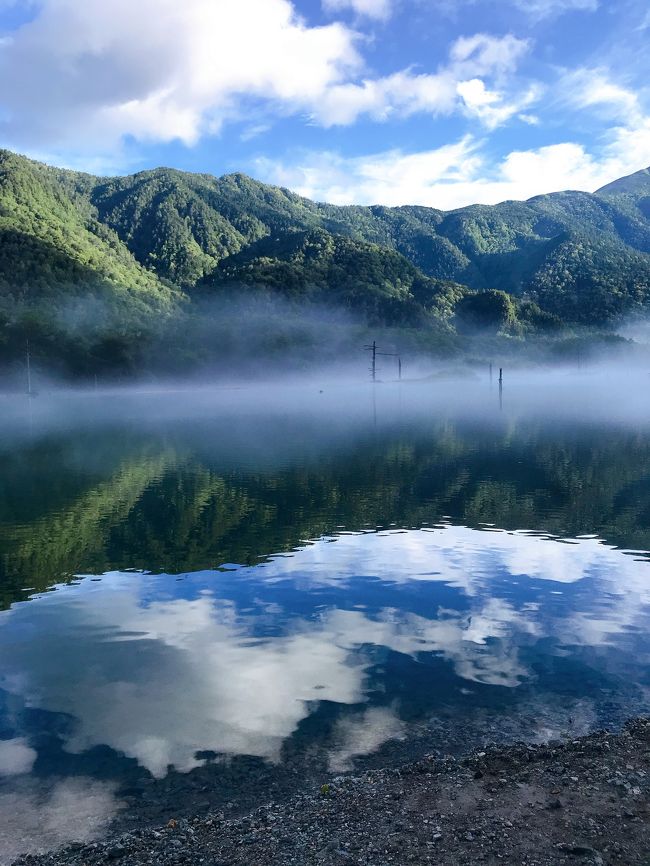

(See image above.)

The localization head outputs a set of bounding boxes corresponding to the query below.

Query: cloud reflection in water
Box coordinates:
[0,525,648,783]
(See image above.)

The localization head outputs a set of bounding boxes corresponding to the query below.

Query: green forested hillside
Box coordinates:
[597,166,650,199]
[0,151,182,374]
[203,228,468,326]
[0,148,649,377]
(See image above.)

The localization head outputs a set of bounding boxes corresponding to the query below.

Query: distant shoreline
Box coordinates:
[13,718,650,866]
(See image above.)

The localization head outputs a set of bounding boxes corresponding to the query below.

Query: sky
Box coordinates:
[0,0,648,209]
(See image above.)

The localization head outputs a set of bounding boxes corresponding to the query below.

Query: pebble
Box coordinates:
[11,719,650,866]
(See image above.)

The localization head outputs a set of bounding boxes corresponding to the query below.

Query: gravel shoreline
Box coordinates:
[14,718,650,866]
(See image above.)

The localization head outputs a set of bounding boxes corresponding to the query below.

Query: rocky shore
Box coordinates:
[14,718,650,866]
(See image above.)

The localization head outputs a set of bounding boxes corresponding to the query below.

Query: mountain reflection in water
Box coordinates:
[0,380,650,861]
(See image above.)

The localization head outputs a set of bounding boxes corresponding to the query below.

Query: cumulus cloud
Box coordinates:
[0,1,534,156]
[314,70,457,125]
[457,79,541,129]
[310,33,533,127]
[0,0,362,149]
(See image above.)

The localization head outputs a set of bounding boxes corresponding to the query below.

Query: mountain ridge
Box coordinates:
[1,148,649,375]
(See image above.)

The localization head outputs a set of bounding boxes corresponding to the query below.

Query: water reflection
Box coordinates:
[4,414,650,610]
[2,384,650,860]
[0,778,121,865]
[1,528,648,792]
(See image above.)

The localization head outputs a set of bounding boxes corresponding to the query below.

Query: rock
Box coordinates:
[556,843,604,864]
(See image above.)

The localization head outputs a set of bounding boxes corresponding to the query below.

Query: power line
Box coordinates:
[363,341,402,381]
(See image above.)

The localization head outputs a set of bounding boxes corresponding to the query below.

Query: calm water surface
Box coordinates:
[0,375,649,860]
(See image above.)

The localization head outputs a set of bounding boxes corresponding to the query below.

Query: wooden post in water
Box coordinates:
[499,367,503,384]
[489,362,493,383]
[364,342,401,382]
[26,340,32,396]
[363,340,378,381]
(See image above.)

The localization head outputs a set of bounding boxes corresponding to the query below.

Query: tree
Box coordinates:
[454,289,516,333]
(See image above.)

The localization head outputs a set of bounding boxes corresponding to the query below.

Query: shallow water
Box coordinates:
[1,375,650,861]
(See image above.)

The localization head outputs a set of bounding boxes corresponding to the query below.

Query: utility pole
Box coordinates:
[363,341,402,382]
[499,367,503,411]
[363,340,378,381]
[26,339,32,396]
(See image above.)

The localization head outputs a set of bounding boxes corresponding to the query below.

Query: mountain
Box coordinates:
[596,165,650,199]
[203,228,468,326]
[0,148,649,376]
[83,160,650,322]
[0,150,182,374]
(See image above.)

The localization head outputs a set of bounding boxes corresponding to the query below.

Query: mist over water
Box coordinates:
[1,363,650,862]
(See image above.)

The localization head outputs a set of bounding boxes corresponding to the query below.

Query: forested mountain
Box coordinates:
[204,228,468,326]
[1,148,649,376]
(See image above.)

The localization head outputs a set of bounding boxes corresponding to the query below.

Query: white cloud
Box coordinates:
[426,0,597,20]
[0,0,362,149]
[254,109,650,208]
[240,123,272,142]
[310,33,533,127]
[254,137,481,205]
[511,0,598,17]
[313,70,458,125]
[449,33,530,78]
[323,0,393,20]
[0,3,534,156]
[457,78,541,129]
[639,9,650,30]
[561,68,642,123]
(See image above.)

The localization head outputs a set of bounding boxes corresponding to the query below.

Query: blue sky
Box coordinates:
[0,0,648,208]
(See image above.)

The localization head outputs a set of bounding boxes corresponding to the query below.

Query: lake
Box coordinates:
[1,371,649,861]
